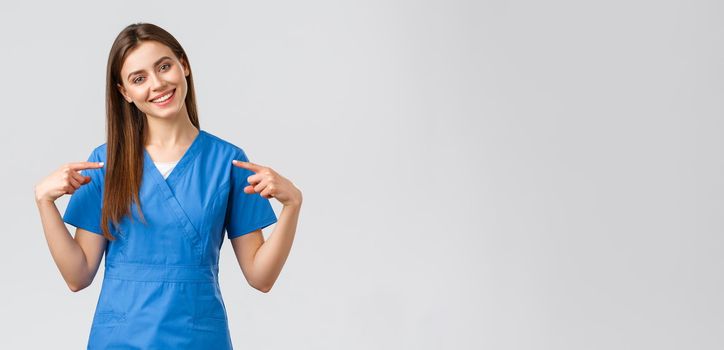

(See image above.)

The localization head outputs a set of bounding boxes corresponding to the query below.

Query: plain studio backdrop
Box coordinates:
[1,1,721,349]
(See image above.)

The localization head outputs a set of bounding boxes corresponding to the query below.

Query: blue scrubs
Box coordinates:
[62,129,278,349]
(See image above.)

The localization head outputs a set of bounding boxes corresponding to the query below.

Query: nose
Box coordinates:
[149,72,167,92]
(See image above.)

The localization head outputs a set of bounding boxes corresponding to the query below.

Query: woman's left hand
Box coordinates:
[232,160,302,207]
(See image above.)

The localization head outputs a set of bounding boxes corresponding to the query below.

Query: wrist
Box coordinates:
[283,199,302,209]
[35,196,55,207]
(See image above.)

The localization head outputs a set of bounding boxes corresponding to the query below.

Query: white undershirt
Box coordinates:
[154,161,179,179]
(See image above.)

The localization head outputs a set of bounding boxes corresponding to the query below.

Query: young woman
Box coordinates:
[34,22,302,349]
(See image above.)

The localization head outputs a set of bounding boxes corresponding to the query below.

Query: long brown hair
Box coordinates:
[101,23,200,240]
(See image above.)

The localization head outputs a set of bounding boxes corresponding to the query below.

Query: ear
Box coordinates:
[116,83,132,103]
[180,56,190,77]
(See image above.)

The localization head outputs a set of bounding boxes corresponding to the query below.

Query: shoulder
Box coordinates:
[87,143,108,161]
[200,130,250,160]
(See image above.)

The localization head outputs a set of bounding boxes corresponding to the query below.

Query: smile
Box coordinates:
[150,89,176,105]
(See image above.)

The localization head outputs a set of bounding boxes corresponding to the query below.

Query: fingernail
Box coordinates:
[99,162,104,166]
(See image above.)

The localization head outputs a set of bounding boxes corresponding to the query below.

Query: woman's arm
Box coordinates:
[231,203,300,292]
[34,161,107,292]
[230,159,302,293]
[36,199,106,292]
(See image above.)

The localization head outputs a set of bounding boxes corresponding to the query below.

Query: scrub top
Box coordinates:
[62,129,278,349]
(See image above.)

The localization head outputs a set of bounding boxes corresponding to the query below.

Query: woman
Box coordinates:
[33,22,302,349]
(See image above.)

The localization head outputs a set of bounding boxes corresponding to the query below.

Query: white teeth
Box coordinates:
[152,90,173,103]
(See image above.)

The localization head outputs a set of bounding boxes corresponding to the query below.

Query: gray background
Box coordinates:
[1,0,722,349]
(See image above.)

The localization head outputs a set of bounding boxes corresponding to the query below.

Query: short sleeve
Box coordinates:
[225,148,278,239]
[62,148,104,235]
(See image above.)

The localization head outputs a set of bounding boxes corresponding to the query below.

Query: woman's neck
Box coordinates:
[144,104,198,149]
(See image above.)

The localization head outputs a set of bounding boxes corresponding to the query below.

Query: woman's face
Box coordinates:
[117,40,190,119]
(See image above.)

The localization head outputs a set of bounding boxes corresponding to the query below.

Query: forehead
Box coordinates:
[121,41,176,74]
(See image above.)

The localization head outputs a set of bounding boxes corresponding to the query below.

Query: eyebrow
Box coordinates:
[126,56,172,81]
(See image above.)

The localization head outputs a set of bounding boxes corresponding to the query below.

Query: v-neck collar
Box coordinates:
[143,129,205,186]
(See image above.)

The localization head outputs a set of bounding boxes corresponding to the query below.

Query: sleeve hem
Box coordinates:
[63,217,104,236]
[227,215,278,240]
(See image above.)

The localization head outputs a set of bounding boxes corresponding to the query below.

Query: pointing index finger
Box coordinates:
[232,159,262,172]
[70,161,105,171]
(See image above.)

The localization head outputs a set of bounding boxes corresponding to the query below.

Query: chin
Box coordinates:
[146,106,183,119]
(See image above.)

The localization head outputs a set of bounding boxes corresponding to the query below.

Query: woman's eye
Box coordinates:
[160,63,170,71]
[134,77,145,84]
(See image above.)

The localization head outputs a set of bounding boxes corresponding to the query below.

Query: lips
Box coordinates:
[150,89,175,103]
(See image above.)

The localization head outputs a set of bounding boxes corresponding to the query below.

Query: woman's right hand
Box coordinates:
[34,162,104,204]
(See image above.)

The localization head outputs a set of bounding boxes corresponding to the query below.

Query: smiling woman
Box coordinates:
[34,22,302,350]
[116,43,190,119]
